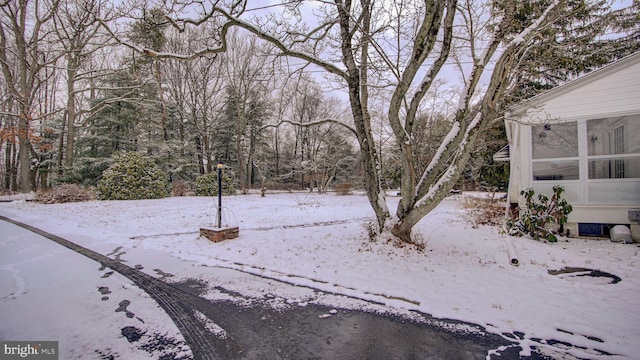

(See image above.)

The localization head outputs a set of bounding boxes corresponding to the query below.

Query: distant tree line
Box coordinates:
[0,2,364,193]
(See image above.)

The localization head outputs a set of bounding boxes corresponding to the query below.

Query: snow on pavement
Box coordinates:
[0,220,191,359]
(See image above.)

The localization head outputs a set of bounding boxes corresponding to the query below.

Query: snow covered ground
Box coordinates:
[1,191,639,359]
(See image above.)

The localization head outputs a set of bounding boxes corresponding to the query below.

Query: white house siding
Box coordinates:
[506,52,640,239]
[514,55,640,124]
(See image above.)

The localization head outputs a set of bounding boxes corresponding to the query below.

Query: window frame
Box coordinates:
[528,114,640,205]
[530,121,580,181]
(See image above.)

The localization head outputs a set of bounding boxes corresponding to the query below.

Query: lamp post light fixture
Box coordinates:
[199,160,239,242]
[216,160,224,228]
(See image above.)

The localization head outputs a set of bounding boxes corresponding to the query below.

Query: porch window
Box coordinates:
[531,122,579,180]
[587,115,640,179]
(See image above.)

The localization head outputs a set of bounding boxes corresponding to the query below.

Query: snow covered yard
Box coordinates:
[1,191,639,359]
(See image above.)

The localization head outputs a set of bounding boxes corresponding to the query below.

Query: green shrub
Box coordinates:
[96,152,170,200]
[195,171,236,196]
[508,185,573,242]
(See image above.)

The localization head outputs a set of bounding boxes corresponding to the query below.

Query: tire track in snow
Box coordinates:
[0,215,241,360]
[127,217,373,240]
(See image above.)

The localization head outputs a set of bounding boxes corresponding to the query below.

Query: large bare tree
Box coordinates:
[221,29,274,189]
[163,24,228,175]
[53,0,113,169]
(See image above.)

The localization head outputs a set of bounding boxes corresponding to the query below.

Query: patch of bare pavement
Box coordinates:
[1,216,550,360]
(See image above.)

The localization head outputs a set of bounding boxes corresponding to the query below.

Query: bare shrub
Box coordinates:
[463,193,507,228]
[335,182,353,196]
[35,184,96,204]
[363,221,377,242]
[171,180,192,196]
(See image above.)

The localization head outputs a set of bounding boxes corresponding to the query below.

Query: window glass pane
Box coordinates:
[589,181,640,203]
[589,157,640,179]
[587,115,640,156]
[532,122,578,159]
[533,160,579,180]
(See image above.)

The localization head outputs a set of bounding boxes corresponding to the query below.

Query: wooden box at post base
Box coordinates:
[200,226,239,242]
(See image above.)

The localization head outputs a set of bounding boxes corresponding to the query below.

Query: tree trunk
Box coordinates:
[57,112,65,172]
[4,140,15,191]
[247,124,256,188]
[155,59,169,141]
[393,110,489,241]
[274,127,280,175]
[336,1,389,231]
[18,111,32,192]
[64,57,77,168]
[235,133,245,187]
[195,136,204,174]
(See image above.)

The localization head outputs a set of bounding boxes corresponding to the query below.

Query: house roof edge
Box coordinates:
[509,51,640,115]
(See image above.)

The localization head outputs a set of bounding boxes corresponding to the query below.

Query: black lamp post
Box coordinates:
[216,160,224,228]
[199,159,238,242]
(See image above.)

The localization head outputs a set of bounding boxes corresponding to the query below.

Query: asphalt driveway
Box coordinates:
[0,217,536,359]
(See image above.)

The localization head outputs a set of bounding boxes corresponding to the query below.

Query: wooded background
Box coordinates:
[1,0,637,198]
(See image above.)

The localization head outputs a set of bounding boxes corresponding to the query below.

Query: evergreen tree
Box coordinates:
[507,1,640,102]
[73,69,160,185]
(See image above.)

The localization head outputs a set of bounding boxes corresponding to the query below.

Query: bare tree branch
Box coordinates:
[262,118,357,138]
